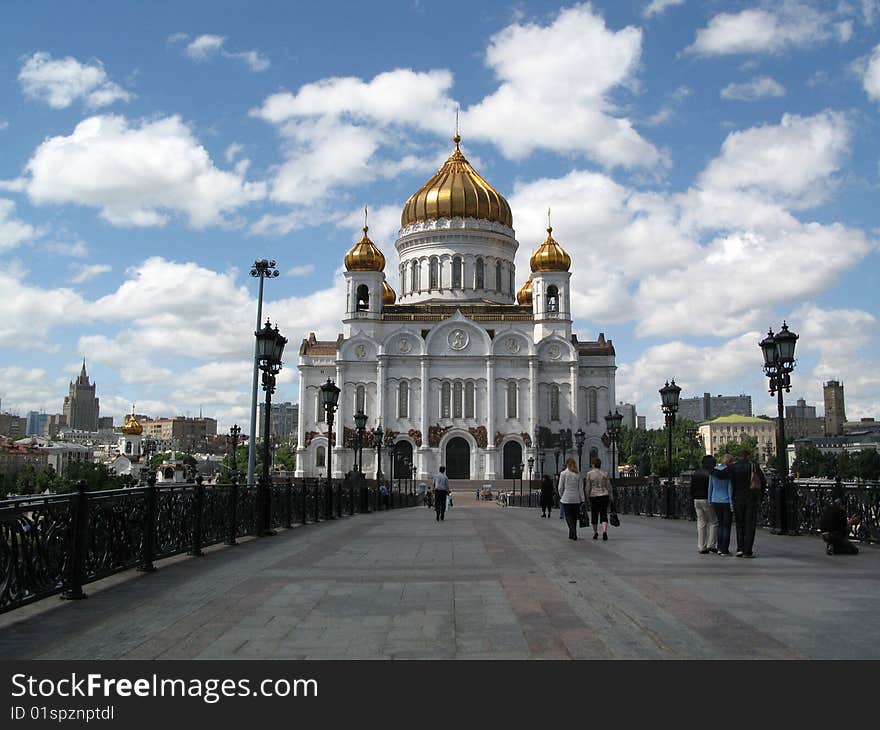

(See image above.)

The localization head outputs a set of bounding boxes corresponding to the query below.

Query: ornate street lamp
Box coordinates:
[373,424,384,481]
[659,379,681,518]
[255,319,287,536]
[411,464,417,494]
[320,378,341,519]
[353,411,367,475]
[760,321,799,534]
[604,410,623,483]
[527,456,534,497]
[574,428,586,472]
[538,450,545,480]
[228,424,241,481]
[247,259,280,489]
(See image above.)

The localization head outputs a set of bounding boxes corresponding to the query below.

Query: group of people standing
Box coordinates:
[542,457,614,541]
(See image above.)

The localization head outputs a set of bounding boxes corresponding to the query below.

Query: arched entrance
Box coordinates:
[392,441,413,482]
[445,437,470,479]
[502,441,523,478]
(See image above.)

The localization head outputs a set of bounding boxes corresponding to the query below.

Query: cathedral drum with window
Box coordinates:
[295,134,617,482]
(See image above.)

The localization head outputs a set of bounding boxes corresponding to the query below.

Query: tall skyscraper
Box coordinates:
[63,360,100,431]
[823,380,846,436]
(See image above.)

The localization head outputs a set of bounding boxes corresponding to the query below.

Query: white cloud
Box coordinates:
[0,119,8,131]
[182,34,270,71]
[0,199,38,252]
[45,240,88,258]
[862,44,880,100]
[69,263,111,284]
[720,76,786,101]
[22,115,265,228]
[225,142,243,162]
[287,264,315,277]
[227,50,270,72]
[185,34,225,61]
[465,4,661,168]
[0,366,60,415]
[687,4,840,56]
[18,52,132,109]
[643,0,685,18]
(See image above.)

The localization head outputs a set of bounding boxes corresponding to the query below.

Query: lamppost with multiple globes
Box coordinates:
[353,411,367,475]
[255,319,287,537]
[319,378,340,520]
[760,321,799,535]
[574,428,585,472]
[604,410,623,483]
[659,379,681,518]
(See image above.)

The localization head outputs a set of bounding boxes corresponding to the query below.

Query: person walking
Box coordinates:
[708,454,734,555]
[539,474,555,517]
[691,455,719,554]
[730,447,766,558]
[557,458,584,540]
[432,466,450,522]
[586,457,612,541]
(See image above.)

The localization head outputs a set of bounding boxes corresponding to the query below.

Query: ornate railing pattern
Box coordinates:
[0,476,418,615]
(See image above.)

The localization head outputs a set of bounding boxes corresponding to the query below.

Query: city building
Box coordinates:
[782,398,825,441]
[98,416,115,431]
[794,431,880,457]
[257,401,299,443]
[843,417,879,434]
[0,436,48,479]
[141,417,218,452]
[637,416,646,430]
[46,414,67,439]
[0,412,27,439]
[296,133,617,480]
[823,380,846,436]
[14,436,92,475]
[678,392,752,422]
[698,415,776,465]
[26,411,49,436]
[63,360,100,431]
[616,403,636,429]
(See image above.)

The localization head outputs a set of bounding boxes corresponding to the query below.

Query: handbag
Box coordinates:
[749,463,762,492]
[578,502,589,528]
[609,502,620,528]
[446,494,453,509]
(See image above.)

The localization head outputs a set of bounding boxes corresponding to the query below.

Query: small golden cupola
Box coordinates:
[401,133,513,228]
[121,410,143,436]
[381,279,397,305]
[344,219,386,272]
[529,222,571,273]
[516,277,533,306]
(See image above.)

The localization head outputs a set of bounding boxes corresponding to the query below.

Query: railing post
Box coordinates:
[188,475,204,557]
[285,477,293,529]
[337,482,342,518]
[138,472,158,573]
[314,481,320,522]
[61,479,89,600]
[300,480,307,524]
[226,474,238,546]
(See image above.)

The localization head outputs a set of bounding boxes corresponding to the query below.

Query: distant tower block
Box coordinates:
[823,380,846,436]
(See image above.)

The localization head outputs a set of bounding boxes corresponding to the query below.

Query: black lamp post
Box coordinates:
[760,321,799,535]
[558,428,571,466]
[353,411,367,475]
[411,464,417,495]
[554,447,560,476]
[320,378,341,520]
[574,428,585,472]
[255,318,287,537]
[228,424,241,481]
[527,455,534,498]
[538,450,545,480]
[659,380,681,518]
[604,410,623,483]
[373,425,384,481]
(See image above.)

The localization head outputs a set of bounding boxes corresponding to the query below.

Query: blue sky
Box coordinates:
[1,0,878,432]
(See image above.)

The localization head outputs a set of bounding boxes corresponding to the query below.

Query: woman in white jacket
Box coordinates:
[557,458,585,540]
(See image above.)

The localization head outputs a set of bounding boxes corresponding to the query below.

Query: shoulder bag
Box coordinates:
[609,501,620,527]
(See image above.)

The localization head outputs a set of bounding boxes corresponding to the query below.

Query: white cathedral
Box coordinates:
[294,134,617,482]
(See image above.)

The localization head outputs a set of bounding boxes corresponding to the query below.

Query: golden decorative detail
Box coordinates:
[344,216,386,271]
[529,225,571,272]
[121,410,143,436]
[516,277,533,306]
[381,279,397,305]
[401,135,512,228]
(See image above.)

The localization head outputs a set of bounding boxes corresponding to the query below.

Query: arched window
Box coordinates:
[441,382,451,418]
[411,261,419,292]
[546,285,559,312]
[398,381,409,419]
[356,284,370,311]
[316,445,326,468]
[465,381,475,419]
[509,268,514,297]
[507,381,517,419]
[496,261,502,292]
[550,384,560,421]
[125,441,132,454]
[475,258,484,289]
[430,257,439,289]
[356,384,366,414]
[453,381,463,418]
[588,389,598,424]
[452,256,462,289]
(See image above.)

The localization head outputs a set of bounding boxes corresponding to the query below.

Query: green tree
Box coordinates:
[792,446,825,478]
[854,450,880,480]
[273,442,297,471]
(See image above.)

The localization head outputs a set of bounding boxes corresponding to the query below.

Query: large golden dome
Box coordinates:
[530,226,571,272]
[516,277,533,306]
[121,413,143,436]
[381,279,397,305]
[344,225,386,272]
[401,135,512,229]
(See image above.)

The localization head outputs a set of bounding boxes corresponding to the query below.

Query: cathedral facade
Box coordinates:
[295,135,617,482]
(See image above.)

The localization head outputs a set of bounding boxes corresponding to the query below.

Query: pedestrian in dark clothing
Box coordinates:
[432,466,450,522]
[709,454,734,555]
[730,447,766,558]
[691,455,718,554]
[540,474,555,517]
[820,499,860,555]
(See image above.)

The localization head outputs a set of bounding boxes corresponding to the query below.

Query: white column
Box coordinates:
[570,363,578,431]
[295,365,307,477]
[420,358,429,477]
[335,363,345,478]
[485,358,496,479]
[529,359,537,441]
[376,358,385,427]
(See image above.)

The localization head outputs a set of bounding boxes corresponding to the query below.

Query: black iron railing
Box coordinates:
[0,476,417,615]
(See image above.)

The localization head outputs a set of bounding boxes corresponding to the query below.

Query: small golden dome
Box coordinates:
[401,135,512,229]
[516,277,533,306]
[121,413,143,436]
[529,226,571,272]
[381,279,397,305]
[344,225,386,272]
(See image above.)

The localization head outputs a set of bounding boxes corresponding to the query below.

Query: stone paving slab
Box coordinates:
[1,499,879,659]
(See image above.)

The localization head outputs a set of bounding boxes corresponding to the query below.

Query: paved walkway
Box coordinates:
[2,497,879,659]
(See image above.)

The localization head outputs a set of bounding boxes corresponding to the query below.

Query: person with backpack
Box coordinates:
[730,447,766,558]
